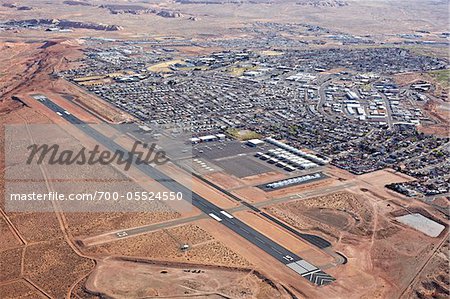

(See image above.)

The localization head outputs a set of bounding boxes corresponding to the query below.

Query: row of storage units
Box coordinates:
[265,172,323,189]
[190,133,226,144]
[265,137,330,165]
[254,149,317,171]
[255,152,302,172]
[268,148,318,169]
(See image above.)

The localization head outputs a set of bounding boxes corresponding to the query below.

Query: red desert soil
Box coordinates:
[0,41,97,299]
[85,257,291,299]
[265,191,449,298]
[402,237,449,299]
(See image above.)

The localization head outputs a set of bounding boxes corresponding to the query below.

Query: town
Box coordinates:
[60,36,449,200]
[1,1,449,298]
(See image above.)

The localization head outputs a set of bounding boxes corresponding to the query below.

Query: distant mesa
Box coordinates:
[100,4,155,15]
[63,0,93,6]
[296,0,348,7]
[176,0,240,3]
[2,3,17,8]
[2,3,33,10]
[176,0,273,3]
[4,19,123,31]
[17,6,32,10]
[157,10,183,18]
[98,4,182,18]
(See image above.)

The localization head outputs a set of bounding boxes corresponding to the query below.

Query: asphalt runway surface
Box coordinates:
[31,94,335,286]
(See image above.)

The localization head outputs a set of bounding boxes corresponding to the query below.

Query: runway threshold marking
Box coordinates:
[208,213,222,222]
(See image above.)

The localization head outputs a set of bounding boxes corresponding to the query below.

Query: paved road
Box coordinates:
[31,94,336,286]
[377,85,394,128]
[316,75,333,118]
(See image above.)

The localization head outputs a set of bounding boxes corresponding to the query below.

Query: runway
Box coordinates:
[31,94,335,286]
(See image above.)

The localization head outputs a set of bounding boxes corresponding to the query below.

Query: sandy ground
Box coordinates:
[83,222,252,268]
[357,168,416,187]
[240,171,288,185]
[0,279,46,299]
[233,186,271,203]
[420,99,450,137]
[86,257,291,299]
[205,171,246,190]
[403,237,449,299]
[265,189,449,299]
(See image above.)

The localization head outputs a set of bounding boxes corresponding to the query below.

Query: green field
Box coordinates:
[428,69,450,88]
[226,128,261,141]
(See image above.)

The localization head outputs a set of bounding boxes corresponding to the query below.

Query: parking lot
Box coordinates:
[214,156,275,178]
[193,140,301,177]
[193,140,274,160]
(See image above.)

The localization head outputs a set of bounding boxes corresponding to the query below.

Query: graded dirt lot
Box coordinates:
[86,257,290,299]
[265,190,449,298]
[241,171,288,185]
[420,99,450,137]
[205,171,246,189]
[233,186,271,203]
[267,192,374,242]
[358,168,416,188]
